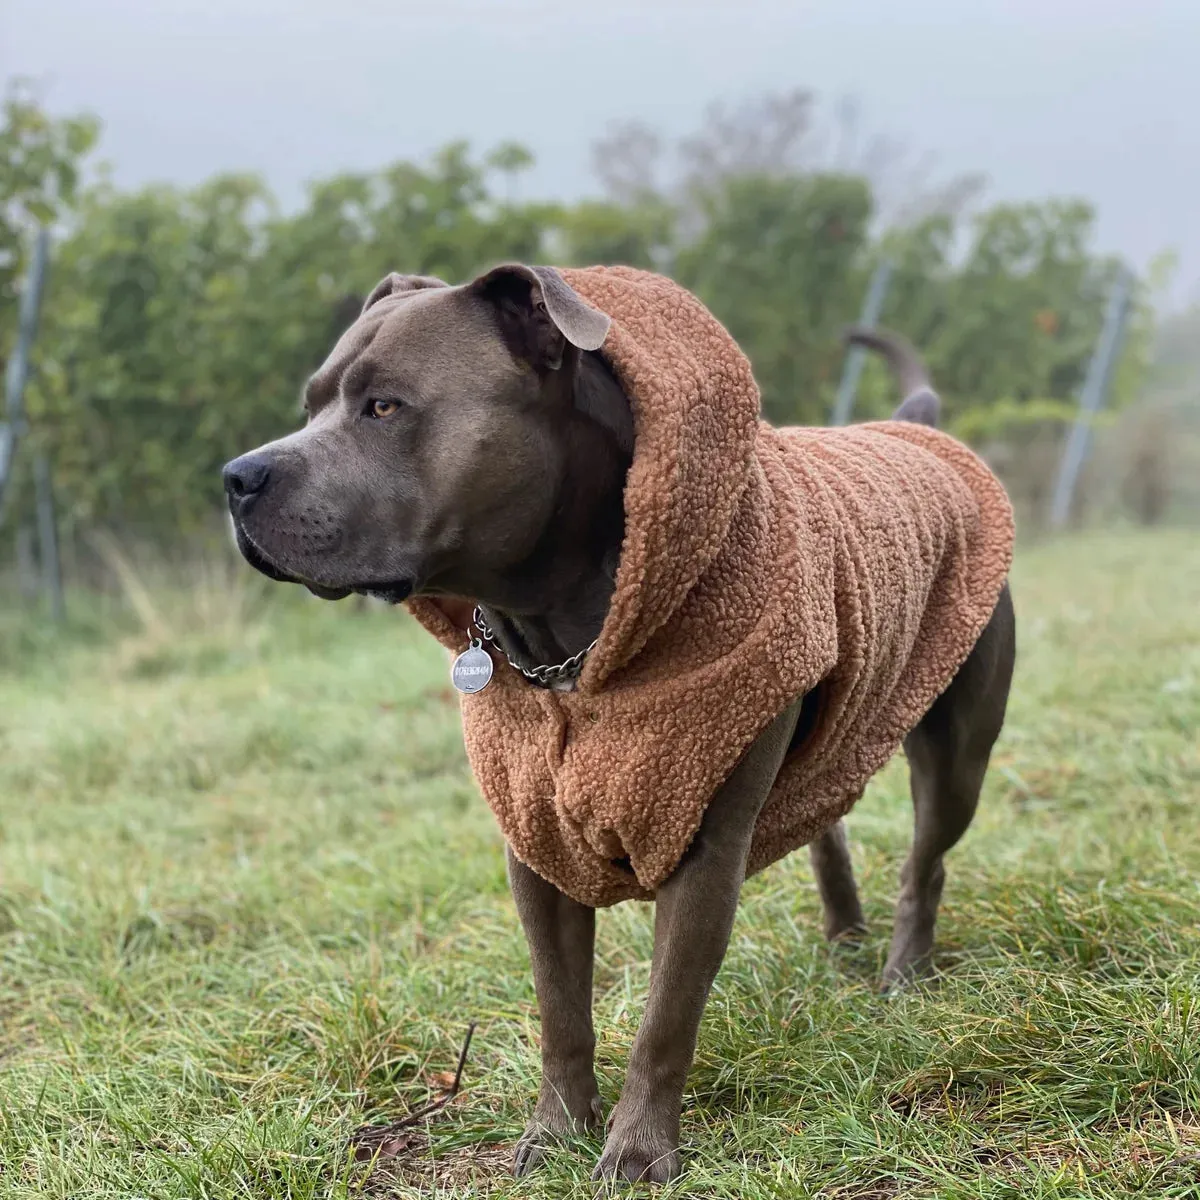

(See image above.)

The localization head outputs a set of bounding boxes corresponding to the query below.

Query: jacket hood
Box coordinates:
[560,267,761,689]
[408,265,762,687]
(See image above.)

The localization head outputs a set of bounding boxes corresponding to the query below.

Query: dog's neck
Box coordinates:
[477,350,633,673]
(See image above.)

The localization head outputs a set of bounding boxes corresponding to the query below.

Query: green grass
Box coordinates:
[2,529,1199,1199]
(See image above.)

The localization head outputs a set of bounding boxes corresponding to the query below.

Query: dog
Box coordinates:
[224,265,1015,1184]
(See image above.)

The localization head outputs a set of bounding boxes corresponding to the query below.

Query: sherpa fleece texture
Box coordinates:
[408,266,1014,908]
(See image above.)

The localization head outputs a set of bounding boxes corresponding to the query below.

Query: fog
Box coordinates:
[5,0,1197,304]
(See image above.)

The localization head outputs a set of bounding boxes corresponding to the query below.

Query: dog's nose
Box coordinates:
[223,454,272,500]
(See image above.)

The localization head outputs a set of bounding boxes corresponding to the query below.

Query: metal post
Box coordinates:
[33,453,65,622]
[831,258,892,426]
[1048,267,1134,530]
[0,227,52,521]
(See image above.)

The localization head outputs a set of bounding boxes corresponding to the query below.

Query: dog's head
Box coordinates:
[223,265,612,603]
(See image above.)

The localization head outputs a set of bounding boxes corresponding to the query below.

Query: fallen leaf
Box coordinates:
[351,1126,416,1162]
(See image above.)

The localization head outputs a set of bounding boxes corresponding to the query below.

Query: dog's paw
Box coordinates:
[511,1095,603,1177]
[879,952,936,995]
[880,932,937,993]
[824,914,868,944]
[512,1126,553,1177]
[592,1118,681,1186]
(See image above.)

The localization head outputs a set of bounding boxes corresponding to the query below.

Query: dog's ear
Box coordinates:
[471,264,610,371]
[361,273,448,315]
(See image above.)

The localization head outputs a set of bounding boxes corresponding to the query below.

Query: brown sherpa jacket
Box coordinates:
[409,267,1014,908]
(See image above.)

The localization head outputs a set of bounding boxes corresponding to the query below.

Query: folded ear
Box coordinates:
[471,264,610,370]
[361,272,449,314]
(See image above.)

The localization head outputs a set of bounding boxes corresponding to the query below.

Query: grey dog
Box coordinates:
[225,265,1015,1184]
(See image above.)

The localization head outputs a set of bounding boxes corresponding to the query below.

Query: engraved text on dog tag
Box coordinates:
[451,640,493,694]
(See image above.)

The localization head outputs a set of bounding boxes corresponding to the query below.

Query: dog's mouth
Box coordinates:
[233,521,412,604]
[232,522,297,583]
[358,582,414,604]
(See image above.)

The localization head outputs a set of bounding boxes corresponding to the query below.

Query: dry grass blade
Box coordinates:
[85,526,167,638]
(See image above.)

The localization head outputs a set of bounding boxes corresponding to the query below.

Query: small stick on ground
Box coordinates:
[351,1023,478,1161]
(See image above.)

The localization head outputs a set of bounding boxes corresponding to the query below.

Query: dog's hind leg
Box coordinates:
[882,584,1016,990]
[808,820,866,940]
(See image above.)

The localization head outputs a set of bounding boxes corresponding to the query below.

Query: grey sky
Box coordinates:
[4,0,1198,305]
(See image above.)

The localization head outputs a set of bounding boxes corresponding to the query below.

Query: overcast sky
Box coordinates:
[4,0,1198,306]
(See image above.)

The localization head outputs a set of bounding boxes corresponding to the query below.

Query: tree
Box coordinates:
[555,199,675,270]
[0,81,98,361]
[591,122,665,207]
[8,90,1163,546]
[28,142,561,534]
[676,172,873,424]
[486,141,535,205]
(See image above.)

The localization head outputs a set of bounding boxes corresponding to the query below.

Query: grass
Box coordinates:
[1,528,1199,1199]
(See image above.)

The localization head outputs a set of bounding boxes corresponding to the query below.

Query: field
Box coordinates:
[1,529,1199,1199]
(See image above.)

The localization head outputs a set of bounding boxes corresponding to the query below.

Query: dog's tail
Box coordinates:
[841,324,940,428]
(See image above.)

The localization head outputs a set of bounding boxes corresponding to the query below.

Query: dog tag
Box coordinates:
[451,640,493,694]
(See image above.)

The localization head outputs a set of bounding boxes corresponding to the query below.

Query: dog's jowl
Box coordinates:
[226,264,1015,1185]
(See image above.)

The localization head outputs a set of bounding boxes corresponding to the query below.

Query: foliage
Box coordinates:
[0,80,98,363]
[1,92,1165,540]
[27,146,552,535]
[849,201,1129,431]
[675,171,873,424]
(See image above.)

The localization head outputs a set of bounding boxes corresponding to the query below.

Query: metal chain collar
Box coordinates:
[472,606,598,688]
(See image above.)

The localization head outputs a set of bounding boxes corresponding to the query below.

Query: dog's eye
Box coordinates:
[368,398,401,419]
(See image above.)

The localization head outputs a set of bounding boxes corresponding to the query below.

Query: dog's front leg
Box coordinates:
[508,845,603,1176]
[593,700,802,1185]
